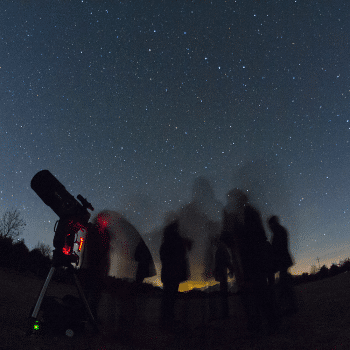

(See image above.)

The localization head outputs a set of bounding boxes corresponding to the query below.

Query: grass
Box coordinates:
[1,267,350,349]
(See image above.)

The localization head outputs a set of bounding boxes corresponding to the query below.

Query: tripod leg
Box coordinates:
[31,266,56,319]
[27,266,55,335]
[72,271,99,333]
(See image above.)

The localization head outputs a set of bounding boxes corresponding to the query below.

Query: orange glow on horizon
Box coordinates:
[178,280,219,292]
[145,276,220,292]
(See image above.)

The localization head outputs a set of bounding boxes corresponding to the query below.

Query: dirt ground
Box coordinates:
[1,268,350,350]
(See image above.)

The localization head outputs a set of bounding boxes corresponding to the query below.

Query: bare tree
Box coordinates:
[0,209,26,240]
[34,241,52,259]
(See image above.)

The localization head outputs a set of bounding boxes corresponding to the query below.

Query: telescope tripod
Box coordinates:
[28,254,99,336]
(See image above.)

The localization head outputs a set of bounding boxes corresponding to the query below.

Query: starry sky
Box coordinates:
[1,0,350,276]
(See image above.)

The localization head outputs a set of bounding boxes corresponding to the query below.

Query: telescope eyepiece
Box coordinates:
[77,194,94,212]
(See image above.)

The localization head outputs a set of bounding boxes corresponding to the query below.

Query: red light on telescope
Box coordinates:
[68,220,86,232]
[78,237,84,251]
[62,244,71,255]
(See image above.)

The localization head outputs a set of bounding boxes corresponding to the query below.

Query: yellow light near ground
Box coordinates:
[178,280,219,292]
[144,275,220,292]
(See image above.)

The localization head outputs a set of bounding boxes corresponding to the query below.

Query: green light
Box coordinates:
[34,321,40,331]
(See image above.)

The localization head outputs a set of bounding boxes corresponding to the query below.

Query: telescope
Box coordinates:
[31,169,94,266]
[28,170,98,336]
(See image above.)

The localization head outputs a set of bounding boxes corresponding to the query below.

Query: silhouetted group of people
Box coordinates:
[159,188,297,334]
[80,187,298,338]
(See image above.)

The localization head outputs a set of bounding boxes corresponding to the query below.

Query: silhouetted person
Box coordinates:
[179,177,222,282]
[268,215,298,315]
[160,221,190,328]
[223,189,278,334]
[134,239,153,284]
[80,210,157,344]
[80,214,111,320]
[214,232,234,319]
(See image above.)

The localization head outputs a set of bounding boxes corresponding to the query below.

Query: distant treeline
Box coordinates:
[0,236,52,278]
[292,260,350,285]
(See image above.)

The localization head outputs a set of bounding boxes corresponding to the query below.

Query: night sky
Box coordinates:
[1,0,350,277]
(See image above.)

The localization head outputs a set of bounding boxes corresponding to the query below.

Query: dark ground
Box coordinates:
[1,267,350,350]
